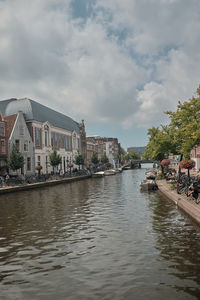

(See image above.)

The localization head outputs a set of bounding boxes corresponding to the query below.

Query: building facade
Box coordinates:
[0,113,9,175]
[190,146,200,171]
[86,136,120,165]
[0,98,87,174]
[5,112,35,175]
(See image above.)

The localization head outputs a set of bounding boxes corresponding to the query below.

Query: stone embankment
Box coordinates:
[0,175,91,195]
[157,179,200,225]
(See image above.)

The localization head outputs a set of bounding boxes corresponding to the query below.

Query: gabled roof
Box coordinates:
[4,114,17,138]
[0,98,80,133]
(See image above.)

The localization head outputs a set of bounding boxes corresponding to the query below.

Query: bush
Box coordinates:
[170,183,176,190]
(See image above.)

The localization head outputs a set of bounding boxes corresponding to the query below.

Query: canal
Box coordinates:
[0,167,200,299]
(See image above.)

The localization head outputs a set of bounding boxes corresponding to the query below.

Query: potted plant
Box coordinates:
[179,159,195,179]
[160,158,170,174]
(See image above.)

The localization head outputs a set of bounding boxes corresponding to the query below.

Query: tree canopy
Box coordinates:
[8,143,24,171]
[128,150,141,160]
[49,148,62,171]
[75,153,84,170]
[101,152,109,164]
[91,152,99,165]
[144,86,200,160]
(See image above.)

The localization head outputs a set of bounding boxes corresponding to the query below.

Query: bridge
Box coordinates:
[131,160,159,164]
[122,160,159,170]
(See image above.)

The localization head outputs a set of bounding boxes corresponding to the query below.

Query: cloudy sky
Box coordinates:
[0,0,200,149]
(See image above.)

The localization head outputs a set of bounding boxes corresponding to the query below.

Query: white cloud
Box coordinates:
[0,0,200,134]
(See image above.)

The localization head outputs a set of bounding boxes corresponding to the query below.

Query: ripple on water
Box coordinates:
[0,169,200,299]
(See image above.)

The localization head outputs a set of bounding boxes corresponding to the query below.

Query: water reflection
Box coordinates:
[0,170,200,299]
[149,194,200,298]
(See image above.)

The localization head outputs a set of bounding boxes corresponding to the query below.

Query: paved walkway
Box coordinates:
[157,179,200,225]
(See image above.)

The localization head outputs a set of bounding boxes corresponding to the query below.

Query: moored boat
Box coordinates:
[104,169,116,176]
[92,171,105,178]
[115,168,122,173]
[140,179,158,191]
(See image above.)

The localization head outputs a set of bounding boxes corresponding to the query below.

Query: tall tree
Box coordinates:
[91,152,99,165]
[128,150,141,160]
[8,143,24,171]
[166,89,200,159]
[49,148,62,173]
[75,153,84,170]
[144,126,176,160]
[101,152,109,164]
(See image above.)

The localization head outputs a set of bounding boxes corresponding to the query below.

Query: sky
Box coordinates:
[0,0,200,150]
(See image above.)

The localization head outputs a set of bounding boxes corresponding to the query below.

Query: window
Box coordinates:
[55,134,58,147]
[62,136,65,148]
[45,131,48,147]
[37,156,40,166]
[51,132,54,147]
[35,128,40,146]
[24,140,28,152]
[27,157,31,171]
[66,136,69,150]
[1,140,5,153]
[19,126,24,136]
[15,140,20,150]
[59,135,61,148]
[0,122,5,136]
[77,138,80,150]
[69,136,72,150]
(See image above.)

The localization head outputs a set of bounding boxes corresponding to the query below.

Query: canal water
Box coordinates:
[0,167,200,300]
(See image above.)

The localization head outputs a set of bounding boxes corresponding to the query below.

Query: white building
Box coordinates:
[5,111,35,175]
[0,98,85,174]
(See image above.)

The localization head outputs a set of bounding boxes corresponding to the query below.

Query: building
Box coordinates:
[86,136,120,165]
[0,98,86,174]
[0,113,9,175]
[190,146,200,171]
[127,146,146,155]
[5,112,35,175]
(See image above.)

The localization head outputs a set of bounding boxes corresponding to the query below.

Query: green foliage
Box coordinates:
[143,126,176,160]
[170,183,176,190]
[101,152,109,164]
[120,147,127,161]
[128,150,141,160]
[144,86,200,160]
[49,148,62,169]
[91,152,99,165]
[166,91,200,159]
[75,153,84,169]
[8,143,24,171]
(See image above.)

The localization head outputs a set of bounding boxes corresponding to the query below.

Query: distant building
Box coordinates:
[86,136,120,165]
[127,146,146,155]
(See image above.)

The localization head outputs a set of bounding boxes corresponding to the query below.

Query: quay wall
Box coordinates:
[0,175,91,195]
[157,180,200,225]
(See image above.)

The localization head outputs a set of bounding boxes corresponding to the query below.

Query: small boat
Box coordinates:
[145,169,157,180]
[104,169,116,176]
[92,171,105,178]
[140,179,158,191]
[115,168,122,173]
